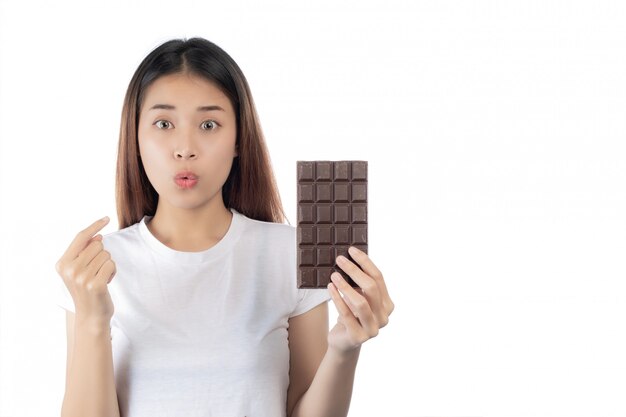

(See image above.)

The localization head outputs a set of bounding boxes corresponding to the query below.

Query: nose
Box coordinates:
[174,135,197,160]
[175,148,197,160]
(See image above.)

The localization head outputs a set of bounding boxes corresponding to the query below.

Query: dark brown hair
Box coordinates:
[114,37,288,229]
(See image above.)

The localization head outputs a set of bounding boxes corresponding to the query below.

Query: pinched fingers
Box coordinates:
[56,217,109,271]
[60,239,113,289]
[76,239,106,269]
[84,249,113,286]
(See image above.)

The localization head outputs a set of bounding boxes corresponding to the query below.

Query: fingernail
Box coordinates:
[101,216,109,221]
[349,246,359,256]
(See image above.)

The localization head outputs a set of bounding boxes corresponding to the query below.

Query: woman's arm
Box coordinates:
[290,344,361,417]
[62,313,120,417]
[288,246,394,417]
[287,301,360,417]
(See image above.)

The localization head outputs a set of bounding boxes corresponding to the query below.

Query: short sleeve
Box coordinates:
[290,287,331,318]
[55,274,76,313]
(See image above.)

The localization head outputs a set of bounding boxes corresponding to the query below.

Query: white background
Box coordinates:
[1,1,625,416]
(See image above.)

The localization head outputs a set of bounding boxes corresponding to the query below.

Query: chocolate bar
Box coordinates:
[296,160,368,288]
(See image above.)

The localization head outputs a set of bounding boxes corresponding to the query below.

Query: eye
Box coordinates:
[154,120,171,129]
[201,120,219,131]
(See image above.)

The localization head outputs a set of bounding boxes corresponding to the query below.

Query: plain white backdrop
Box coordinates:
[0,0,625,416]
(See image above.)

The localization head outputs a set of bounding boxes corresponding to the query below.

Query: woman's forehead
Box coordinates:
[142,74,233,113]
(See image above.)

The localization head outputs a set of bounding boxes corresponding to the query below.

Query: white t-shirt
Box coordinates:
[56,207,331,417]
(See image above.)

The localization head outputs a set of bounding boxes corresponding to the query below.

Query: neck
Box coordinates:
[146,199,233,252]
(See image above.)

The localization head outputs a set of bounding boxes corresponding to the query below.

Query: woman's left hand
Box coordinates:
[327,246,395,355]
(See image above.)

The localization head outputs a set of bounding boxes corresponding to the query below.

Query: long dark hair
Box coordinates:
[114,37,287,229]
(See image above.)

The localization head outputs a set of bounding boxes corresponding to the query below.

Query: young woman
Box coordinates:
[55,37,394,417]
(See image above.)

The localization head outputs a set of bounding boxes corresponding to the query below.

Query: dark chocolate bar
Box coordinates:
[296,160,368,288]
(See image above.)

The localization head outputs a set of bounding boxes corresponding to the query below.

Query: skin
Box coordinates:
[137,72,238,251]
[133,72,396,416]
[288,247,395,417]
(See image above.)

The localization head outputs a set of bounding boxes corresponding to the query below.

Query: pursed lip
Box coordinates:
[174,171,199,180]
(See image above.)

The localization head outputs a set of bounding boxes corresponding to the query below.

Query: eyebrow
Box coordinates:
[148,104,225,112]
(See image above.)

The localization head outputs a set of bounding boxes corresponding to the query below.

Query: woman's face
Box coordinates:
[137,73,238,210]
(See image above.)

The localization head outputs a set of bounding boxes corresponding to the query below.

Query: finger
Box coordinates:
[62,217,110,263]
[331,273,379,337]
[327,281,354,318]
[97,259,116,284]
[106,265,117,284]
[336,254,383,314]
[327,282,364,334]
[347,247,393,311]
[74,239,107,273]
[82,249,112,285]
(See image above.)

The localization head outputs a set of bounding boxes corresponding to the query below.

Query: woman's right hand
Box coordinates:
[55,216,117,323]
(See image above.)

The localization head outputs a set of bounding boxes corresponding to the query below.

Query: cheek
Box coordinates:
[138,138,168,182]
[139,127,167,156]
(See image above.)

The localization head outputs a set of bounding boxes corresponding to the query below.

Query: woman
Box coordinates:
[56,37,394,417]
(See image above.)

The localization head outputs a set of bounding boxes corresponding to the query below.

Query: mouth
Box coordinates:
[174,171,199,181]
[174,177,199,189]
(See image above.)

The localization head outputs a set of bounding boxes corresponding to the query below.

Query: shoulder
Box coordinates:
[239,213,295,242]
[236,214,297,262]
[100,220,142,249]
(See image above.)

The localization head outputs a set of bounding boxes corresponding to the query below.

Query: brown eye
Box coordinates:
[201,120,219,130]
[154,120,171,129]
